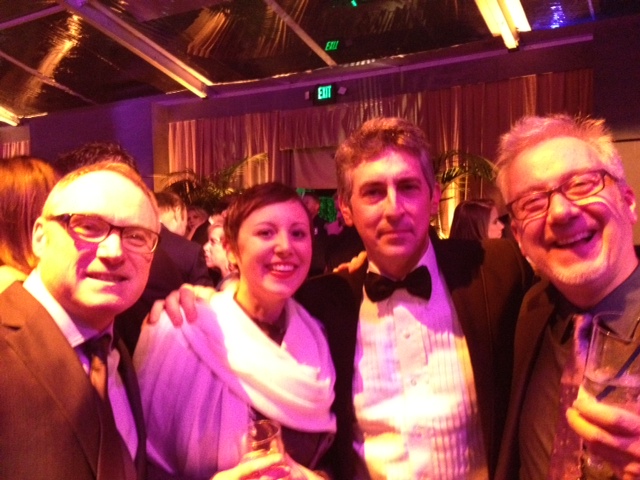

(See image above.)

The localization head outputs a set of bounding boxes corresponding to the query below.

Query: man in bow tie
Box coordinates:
[0,161,159,479]
[294,117,533,479]
[160,116,533,479]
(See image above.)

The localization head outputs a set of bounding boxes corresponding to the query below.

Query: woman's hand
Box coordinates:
[211,453,286,480]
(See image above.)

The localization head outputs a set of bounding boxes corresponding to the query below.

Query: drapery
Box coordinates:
[1,140,29,158]
[168,69,592,193]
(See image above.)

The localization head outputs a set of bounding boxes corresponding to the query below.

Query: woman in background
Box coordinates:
[203,222,239,291]
[449,198,504,240]
[135,182,335,480]
[0,156,59,291]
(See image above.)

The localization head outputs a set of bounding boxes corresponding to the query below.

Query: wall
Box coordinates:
[26,96,156,187]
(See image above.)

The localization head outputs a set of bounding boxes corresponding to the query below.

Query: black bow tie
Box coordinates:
[364,266,432,302]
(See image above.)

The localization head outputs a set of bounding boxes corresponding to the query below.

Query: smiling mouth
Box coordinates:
[269,263,296,273]
[553,231,596,248]
[87,272,127,283]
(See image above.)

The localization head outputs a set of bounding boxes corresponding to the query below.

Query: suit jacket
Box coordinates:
[0,283,147,480]
[116,226,213,353]
[295,237,533,479]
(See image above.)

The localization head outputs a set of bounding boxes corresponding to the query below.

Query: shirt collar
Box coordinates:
[24,268,113,348]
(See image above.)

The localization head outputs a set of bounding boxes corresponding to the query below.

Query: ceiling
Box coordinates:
[0,0,637,124]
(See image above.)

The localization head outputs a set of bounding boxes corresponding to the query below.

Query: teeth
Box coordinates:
[556,231,591,246]
[271,264,294,272]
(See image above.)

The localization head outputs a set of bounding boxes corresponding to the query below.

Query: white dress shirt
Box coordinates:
[24,270,138,459]
[353,243,488,480]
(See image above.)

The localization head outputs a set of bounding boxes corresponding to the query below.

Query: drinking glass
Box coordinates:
[580,317,640,479]
[240,419,291,480]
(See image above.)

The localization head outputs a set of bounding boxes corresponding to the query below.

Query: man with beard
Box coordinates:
[494,114,640,479]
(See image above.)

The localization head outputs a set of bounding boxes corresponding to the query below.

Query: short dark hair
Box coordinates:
[224,182,311,251]
[155,190,186,213]
[55,142,139,175]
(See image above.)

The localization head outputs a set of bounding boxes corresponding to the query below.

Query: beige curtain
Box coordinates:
[168,69,592,193]
[1,140,29,158]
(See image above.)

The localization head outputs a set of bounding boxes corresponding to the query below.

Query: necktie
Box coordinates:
[82,335,137,480]
[364,265,432,302]
[82,335,112,401]
[547,312,593,480]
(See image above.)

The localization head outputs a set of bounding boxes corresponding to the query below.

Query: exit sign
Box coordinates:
[312,84,337,105]
[325,40,340,51]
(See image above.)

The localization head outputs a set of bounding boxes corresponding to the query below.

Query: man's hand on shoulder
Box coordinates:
[147,284,217,326]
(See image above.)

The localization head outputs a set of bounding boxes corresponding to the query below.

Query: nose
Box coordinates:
[383,188,401,217]
[274,231,292,255]
[546,190,581,222]
[97,231,125,259]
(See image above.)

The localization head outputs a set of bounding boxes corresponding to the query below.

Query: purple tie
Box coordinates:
[547,313,593,479]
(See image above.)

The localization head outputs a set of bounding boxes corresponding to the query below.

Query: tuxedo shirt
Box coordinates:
[354,243,487,478]
[296,237,533,479]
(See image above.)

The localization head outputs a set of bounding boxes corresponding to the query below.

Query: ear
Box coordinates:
[339,195,354,227]
[510,218,525,252]
[621,184,638,224]
[31,218,47,259]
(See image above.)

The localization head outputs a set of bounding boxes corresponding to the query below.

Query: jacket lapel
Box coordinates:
[0,283,102,477]
[115,335,147,479]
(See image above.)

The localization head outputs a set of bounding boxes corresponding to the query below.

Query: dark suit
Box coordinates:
[295,237,533,479]
[494,278,554,480]
[116,226,213,353]
[0,283,147,480]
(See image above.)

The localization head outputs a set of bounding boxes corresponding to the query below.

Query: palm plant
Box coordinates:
[159,153,268,212]
[432,150,497,237]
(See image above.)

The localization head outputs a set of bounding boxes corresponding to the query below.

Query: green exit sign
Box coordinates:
[325,40,340,51]
[312,84,337,105]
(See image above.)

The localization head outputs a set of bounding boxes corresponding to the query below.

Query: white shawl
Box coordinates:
[134,289,336,478]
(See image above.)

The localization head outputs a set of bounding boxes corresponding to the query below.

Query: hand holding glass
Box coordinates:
[240,420,291,480]
[580,319,640,479]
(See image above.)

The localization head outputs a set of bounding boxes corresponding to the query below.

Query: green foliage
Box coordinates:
[160,153,267,213]
[433,150,496,192]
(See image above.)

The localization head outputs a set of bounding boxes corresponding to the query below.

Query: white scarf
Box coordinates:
[136,289,336,475]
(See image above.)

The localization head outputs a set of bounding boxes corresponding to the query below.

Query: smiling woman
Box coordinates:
[134,182,337,480]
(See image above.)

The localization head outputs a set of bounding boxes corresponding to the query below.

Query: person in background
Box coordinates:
[494,114,640,479]
[159,117,533,479]
[117,191,213,354]
[55,141,140,175]
[302,192,329,276]
[323,193,365,271]
[0,161,158,479]
[0,156,59,291]
[449,198,505,240]
[134,182,336,480]
[203,222,238,290]
[156,191,188,237]
[186,205,210,243]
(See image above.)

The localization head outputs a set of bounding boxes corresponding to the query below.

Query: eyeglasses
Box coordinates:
[506,170,615,221]
[48,213,160,254]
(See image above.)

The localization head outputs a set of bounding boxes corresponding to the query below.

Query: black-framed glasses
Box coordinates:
[506,170,616,221]
[48,213,159,254]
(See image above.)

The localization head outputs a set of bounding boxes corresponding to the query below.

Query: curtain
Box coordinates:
[168,69,593,193]
[1,140,29,158]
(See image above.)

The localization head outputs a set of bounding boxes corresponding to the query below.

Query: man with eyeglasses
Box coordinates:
[0,161,160,480]
[494,114,640,479]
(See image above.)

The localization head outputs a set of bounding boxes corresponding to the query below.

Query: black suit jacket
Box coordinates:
[116,226,213,353]
[0,283,147,480]
[295,238,533,479]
